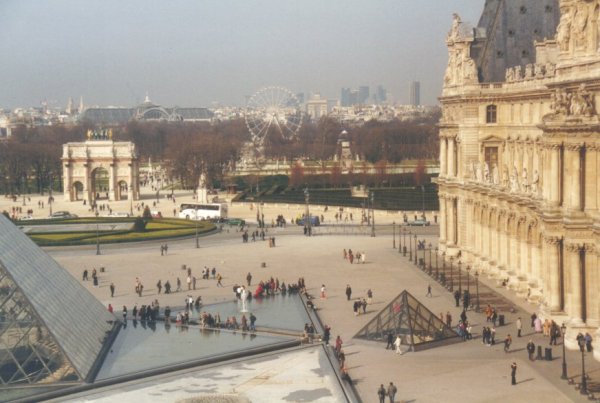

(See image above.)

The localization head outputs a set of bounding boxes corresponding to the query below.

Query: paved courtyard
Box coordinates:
[2,189,598,402]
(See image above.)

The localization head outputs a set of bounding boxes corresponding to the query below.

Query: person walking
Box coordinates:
[122,305,127,322]
[386,332,394,349]
[516,317,522,337]
[367,289,373,304]
[504,334,512,353]
[394,335,402,355]
[454,289,460,307]
[377,384,387,403]
[426,284,432,297]
[176,277,182,292]
[511,362,517,385]
[345,284,352,301]
[246,272,252,286]
[320,284,327,299]
[526,339,536,361]
[109,282,115,298]
[217,273,223,287]
[387,382,397,403]
[156,280,162,294]
[446,311,452,328]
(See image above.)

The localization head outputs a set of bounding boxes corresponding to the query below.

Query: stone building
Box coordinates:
[438,0,600,357]
[62,129,140,202]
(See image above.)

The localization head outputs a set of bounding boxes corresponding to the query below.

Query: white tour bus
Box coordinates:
[179,203,228,220]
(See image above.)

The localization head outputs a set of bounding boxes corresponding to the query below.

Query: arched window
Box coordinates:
[486,105,497,123]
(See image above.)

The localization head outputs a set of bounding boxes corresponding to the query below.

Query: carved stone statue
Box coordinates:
[521,167,529,193]
[502,165,509,188]
[573,3,589,49]
[531,169,540,195]
[534,63,544,78]
[505,67,514,82]
[492,163,499,185]
[475,162,482,182]
[464,57,478,82]
[524,64,534,79]
[545,63,556,77]
[557,8,572,52]
[469,161,476,180]
[483,162,490,183]
[569,84,595,117]
[448,13,462,41]
[511,165,520,192]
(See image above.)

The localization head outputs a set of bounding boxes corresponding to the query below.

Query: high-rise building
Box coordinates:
[409,81,420,106]
[340,88,351,107]
[375,85,387,104]
[358,86,370,105]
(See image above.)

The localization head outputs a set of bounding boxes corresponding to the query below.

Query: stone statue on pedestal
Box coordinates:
[531,170,540,195]
[521,167,529,193]
[492,163,499,185]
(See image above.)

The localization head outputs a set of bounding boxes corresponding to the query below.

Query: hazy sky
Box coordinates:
[0,0,484,109]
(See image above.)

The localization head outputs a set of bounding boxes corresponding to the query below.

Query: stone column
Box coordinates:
[544,237,562,312]
[448,137,456,177]
[440,137,447,177]
[439,195,447,245]
[585,144,598,212]
[549,144,561,206]
[564,143,583,212]
[109,163,116,202]
[565,243,584,325]
[447,197,456,246]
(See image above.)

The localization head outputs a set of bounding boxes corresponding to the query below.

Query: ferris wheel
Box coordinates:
[245,86,303,146]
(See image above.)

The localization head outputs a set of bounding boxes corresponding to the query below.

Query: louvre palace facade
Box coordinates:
[438,0,600,355]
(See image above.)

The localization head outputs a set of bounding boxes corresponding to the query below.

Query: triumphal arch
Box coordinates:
[62,129,140,202]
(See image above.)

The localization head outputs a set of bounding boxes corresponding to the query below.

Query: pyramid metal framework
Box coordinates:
[355,290,460,351]
[0,214,118,399]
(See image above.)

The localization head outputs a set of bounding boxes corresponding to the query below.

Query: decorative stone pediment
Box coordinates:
[443,14,479,89]
[543,83,599,125]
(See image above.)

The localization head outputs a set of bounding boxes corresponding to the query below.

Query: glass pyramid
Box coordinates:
[0,265,80,395]
[355,290,460,351]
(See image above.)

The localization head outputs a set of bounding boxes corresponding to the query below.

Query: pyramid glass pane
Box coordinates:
[0,265,81,396]
[96,321,296,381]
[172,294,311,332]
[355,290,459,350]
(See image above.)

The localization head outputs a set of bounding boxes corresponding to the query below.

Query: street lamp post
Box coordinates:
[475,271,480,312]
[409,231,413,261]
[304,188,311,237]
[422,240,426,270]
[466,265,471,294]
[403,229,407,256]
[96,223,101,255]
[435,247,439,279]
[428,243,432,274]
[561,323,568,380]
[195,220,199,248]
[458,261,462,293]
[48,186,53,216]
[579,335,588,395]
[413,234,418,265]
[370,191,375,237]
[449,258,454,292]
[393,221,396,249]
[442,253,446,285]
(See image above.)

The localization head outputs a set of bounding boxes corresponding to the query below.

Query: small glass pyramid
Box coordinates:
[355,290,460,351]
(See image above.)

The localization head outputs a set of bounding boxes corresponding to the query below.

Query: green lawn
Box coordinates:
[20,218,215,246]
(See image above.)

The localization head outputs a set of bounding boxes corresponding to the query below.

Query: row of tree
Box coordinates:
[0,115,439,194]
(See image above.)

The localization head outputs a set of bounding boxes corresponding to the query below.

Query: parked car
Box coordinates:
[407,218,430,226]
[48,211,78,219]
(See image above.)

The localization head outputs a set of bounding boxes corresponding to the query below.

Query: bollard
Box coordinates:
[545,347,553,361]
[536,345,543,360]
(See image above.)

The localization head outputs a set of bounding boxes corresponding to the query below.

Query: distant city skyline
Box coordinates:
[0,1,484,109]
